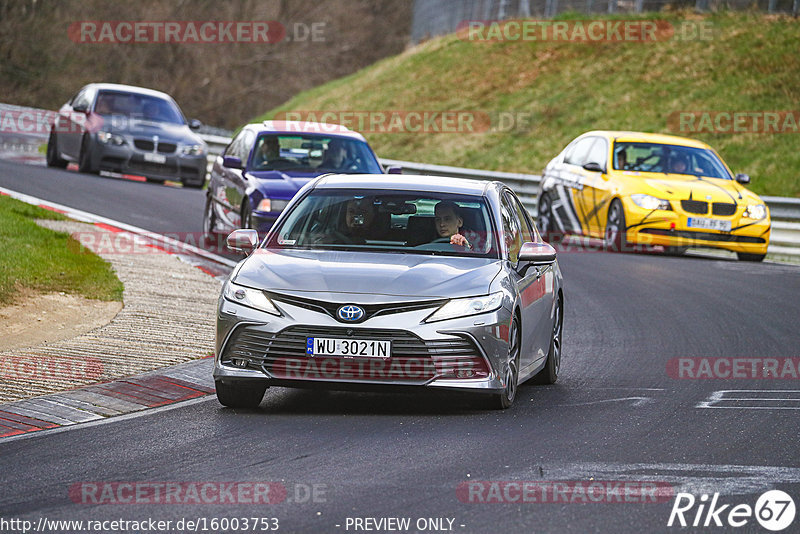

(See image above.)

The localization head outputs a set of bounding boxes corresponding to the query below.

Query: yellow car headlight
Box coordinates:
[631,194,671,211]
[742,204,767,220]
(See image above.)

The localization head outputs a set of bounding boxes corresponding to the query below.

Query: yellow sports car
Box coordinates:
[536,131,770,261]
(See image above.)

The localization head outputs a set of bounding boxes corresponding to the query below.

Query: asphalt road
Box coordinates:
[1,161,800,533]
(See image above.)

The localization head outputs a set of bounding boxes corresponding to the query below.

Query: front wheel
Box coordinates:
[533,296,563,385]
[77,135,97,174]
[46,131,68,168]
[605,199,628,253]
[488,317,520,410]
[241,198,254,230]
[215,380,268,408]
[737,252,766,262]
[202,195,218,246]
[536,193,556,242]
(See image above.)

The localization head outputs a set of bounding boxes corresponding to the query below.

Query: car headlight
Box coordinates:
[180,144,206,156]
[631,194,671,210]
[223,282,280,316]
[425,292,504,323]
[256,198,290,212]
[97,131,125,146]
[742,204,767,220]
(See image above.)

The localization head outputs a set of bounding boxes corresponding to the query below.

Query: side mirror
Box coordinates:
[189,119,203,131]
[735,173,750,185]
[386,165,403,175]
[582,161,604,173]
[72,103,88,113]
[223,155,243,169]
[226,229,259,254]
[519,242,557,265]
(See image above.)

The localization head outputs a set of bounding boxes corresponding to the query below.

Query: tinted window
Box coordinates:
[249,134,382,174]
[93,91,185,124]
[267,189,498,258]
[507,192,534,244]
[613,141,732,178]
[72,89,91,110]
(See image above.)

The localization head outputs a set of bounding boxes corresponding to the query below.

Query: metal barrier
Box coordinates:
[199,135,800,261]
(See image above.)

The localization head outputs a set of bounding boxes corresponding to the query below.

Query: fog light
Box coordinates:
[233,359,249,368]
[455,369,475,378]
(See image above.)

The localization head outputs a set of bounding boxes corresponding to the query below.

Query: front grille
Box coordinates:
[712,202,737,216]
[134,139,154,151]
[268,293,445,324]
[157,143,176,154]
[221,325,489,383]
[640,228,765,243]
[680,200,708,214]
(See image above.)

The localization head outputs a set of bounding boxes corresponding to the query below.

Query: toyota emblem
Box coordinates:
[337,305,364,322]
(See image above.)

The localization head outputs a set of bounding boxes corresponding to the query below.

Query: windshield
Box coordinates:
[613,142,732,179]
[266,189,499,258]
[94,91,186,124]
[249,135,382,174]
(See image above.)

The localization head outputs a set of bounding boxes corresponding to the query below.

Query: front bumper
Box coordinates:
[214,293,513,394]
[621,198,770,255]
[90,141,207,185]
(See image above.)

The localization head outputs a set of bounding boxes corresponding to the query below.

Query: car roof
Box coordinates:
[312,174,496,195]
[583,130,711,149]
[244,121,369,142]
[86,83,175,101]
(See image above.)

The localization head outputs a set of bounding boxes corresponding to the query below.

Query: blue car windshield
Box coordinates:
[250,135,382,174]
[267,189,499,258]
[94,91,185,125]
[613,142,732,179]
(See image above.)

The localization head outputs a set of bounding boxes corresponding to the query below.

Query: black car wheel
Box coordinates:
[489,316,520,410]
[605,199,628,252]
[241,198,254,230]
[77,135,97,174]
[46,131,68,168]
[536,193,556,242]
[215,380,268,409]
[145,177,165,184]
[203,195,218,246]
[533,296,562,385]
[737,252,766,262]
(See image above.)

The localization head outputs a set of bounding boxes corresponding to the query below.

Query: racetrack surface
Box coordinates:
[1,161,799,533]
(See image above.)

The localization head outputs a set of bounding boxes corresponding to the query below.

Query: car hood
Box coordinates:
[232,249,502,302]
[627,173,758,204]
[246,171,316,198]
[103,117,203,145]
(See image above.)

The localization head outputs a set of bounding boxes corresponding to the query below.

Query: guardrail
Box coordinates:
[204,136,800,262]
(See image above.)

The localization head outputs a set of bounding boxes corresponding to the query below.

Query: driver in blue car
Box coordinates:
[434,200,479,251]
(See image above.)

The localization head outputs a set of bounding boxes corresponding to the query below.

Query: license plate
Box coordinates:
[687,217,731,232]
[143,153,166,164]
[306,337,391,359]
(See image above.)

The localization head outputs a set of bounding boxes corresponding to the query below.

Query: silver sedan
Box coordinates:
[214,174,564,409]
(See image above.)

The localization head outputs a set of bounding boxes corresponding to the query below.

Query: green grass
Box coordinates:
[0,195,123,305]
[254,11,800,197]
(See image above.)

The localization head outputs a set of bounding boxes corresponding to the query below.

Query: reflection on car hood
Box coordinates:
[105,118,202,145]
[233,249,502,302]
[639,175,752,203]
[247,171,315,198]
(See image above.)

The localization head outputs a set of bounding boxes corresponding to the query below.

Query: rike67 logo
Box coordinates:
[668,490,795,531]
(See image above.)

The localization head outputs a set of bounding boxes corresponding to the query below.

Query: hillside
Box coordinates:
[257,12,800,197]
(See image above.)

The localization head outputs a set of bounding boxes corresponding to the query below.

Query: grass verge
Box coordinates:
[0,195,123,305]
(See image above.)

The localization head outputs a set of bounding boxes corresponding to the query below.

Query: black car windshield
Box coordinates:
[250,135,382,174]
[613,142,732,179]
[94,91,185,124]
[266,189,499,258]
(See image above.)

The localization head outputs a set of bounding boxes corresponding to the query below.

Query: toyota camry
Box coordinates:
[214,175,564,410]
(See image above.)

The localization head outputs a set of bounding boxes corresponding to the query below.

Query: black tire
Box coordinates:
[605,199,628,253]
[202,195,218,246]
[488,316,520,410]
[536,193,557,242]
[533,296,563,385]
[145,177,164,184]
[77,135,97,174]
[664,246,687,256]
[241,198,254,230]
[737,252,766,262]
[46,131,68,168]
[215,380,268,408]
